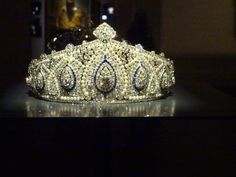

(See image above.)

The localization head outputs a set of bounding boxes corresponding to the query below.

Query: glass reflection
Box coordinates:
[25,98,176,117]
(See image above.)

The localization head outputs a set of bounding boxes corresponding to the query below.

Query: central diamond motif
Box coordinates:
[94,57,117,94]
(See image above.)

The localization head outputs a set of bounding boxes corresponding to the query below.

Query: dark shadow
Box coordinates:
[234,0,236,39]
[125,8,156,51]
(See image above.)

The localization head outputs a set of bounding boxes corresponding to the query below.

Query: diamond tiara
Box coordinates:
[26,22,175,103]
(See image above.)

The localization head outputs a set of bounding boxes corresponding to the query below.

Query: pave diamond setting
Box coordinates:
[26,23,175,103]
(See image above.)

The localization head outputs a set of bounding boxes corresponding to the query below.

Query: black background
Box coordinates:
[0,119,235,177]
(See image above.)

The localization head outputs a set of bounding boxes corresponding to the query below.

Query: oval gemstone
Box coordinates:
[133,64,148,92]
[160,71,168,89]
[94,59,116,94]
[60,65,76,91]
[35,72,45,92]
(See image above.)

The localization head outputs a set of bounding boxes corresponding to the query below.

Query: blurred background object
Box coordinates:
[55,0,89,30]
[31,0,44,59]
[45,0,92,53]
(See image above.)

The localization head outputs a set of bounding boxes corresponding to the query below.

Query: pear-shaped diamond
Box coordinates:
[133,64,148,92]
[35,72,45,91]
[94,58,116,94]
[60,65,76,91]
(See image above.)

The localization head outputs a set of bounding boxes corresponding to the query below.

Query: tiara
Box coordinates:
[26,23,175,103]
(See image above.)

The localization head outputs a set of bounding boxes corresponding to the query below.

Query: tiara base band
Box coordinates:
[35,92,169,104]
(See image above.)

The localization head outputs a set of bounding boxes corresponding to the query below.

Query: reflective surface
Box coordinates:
[1,81,235,117]
[1,84,176,117]
[24,97,176,117]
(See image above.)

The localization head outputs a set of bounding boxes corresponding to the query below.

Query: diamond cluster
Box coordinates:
[26,23,175,103]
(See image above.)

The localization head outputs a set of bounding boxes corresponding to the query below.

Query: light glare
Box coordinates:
[108,7,114,14]
[102,15,108,20]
